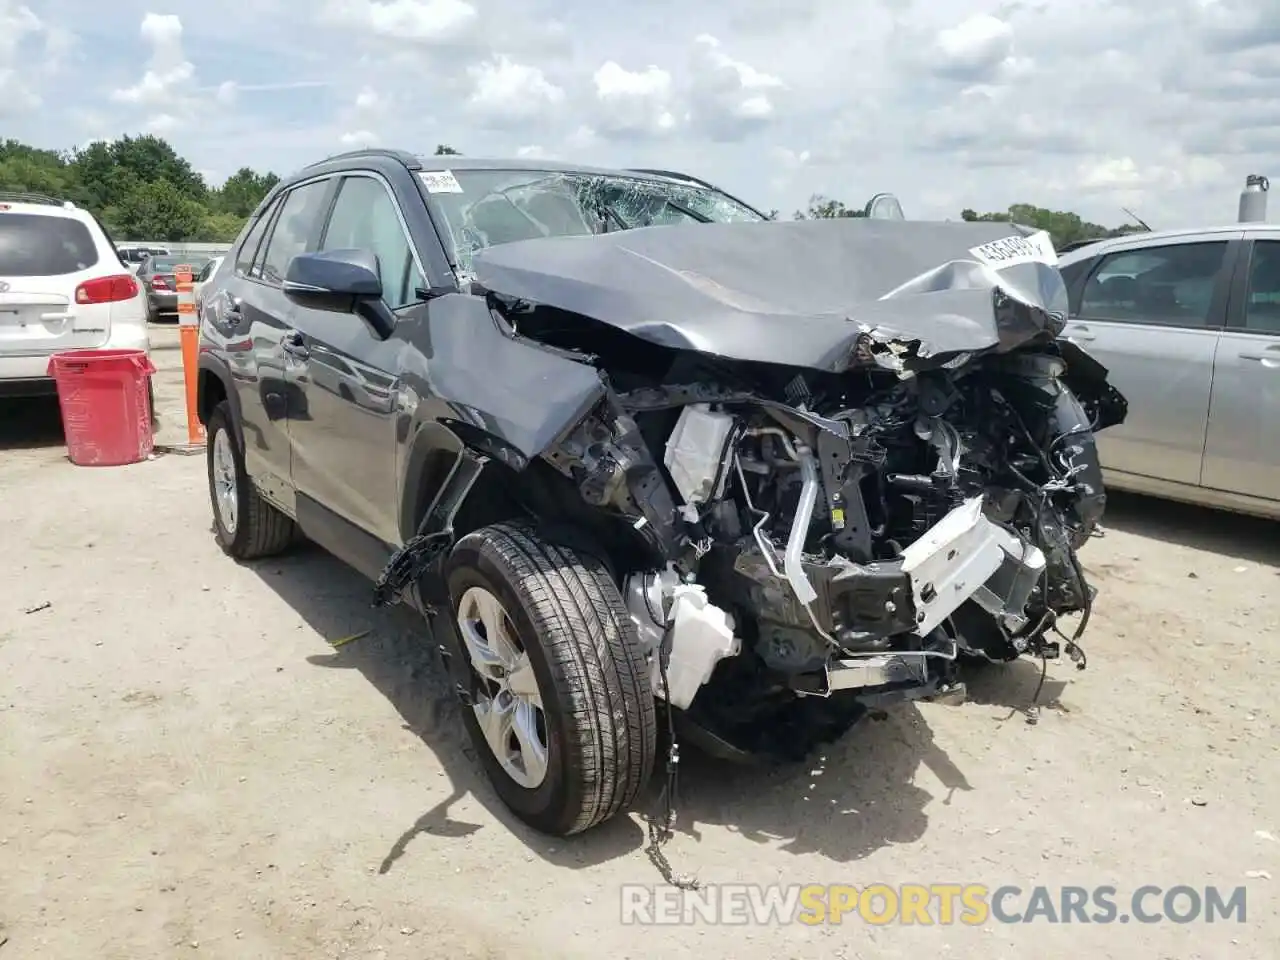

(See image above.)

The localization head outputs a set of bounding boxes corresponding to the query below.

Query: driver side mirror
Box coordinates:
[283,249,395,341]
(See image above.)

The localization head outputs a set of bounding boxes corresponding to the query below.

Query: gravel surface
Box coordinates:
[2,325,1278,958]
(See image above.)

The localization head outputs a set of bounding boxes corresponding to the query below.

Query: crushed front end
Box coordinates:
[536,339,1126,761]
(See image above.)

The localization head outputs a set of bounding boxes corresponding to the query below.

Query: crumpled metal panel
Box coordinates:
[471,217,1069,374]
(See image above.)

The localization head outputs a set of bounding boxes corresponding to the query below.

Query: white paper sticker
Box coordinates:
[968,230,1058,268]
[419,170,463,194]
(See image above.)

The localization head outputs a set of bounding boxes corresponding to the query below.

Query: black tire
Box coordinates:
[206,400,295,560]
[445,522,656,836]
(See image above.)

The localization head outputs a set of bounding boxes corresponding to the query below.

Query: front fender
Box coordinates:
[397,294,608,461]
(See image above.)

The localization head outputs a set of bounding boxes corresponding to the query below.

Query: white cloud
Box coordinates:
[111,14,194,107]
[339,129,379,146]
[1,0,1277,231]
[466,54,564,124]
[322,0,478,44]
[0,2,47,114]
[688,34,785,140]
[588,61,678,140]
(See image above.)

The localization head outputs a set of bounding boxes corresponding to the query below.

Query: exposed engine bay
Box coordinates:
[417,218,1131,762]
[525,323,1127,760]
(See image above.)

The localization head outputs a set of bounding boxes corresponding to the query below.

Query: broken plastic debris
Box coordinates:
[328,630,371,649]
[1245,870,1271,880]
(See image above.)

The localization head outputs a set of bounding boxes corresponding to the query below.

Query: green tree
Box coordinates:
[960,204,1146,249]
[211,167,280,218]
[434,144,462,155]
[792,194,866,219]
[109,178,208,242]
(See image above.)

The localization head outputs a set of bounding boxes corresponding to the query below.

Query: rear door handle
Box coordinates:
[1240,350,1280,367]
[281,331,310,359]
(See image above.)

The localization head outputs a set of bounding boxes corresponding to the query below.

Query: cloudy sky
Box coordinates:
[1,0,1275,226]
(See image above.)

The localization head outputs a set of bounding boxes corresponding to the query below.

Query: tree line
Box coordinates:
[789,195,1147,249]
[1,135,1141,249]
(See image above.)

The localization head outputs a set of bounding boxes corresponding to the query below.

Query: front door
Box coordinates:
[1202,233,1280,502]
[1061,237,1238,486]
[286,172,428,553]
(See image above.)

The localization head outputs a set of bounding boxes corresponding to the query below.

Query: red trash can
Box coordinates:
[46,349,157,467]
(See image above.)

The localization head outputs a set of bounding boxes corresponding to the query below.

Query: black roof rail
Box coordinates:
[304,147,422,170]
[0,191,73,207]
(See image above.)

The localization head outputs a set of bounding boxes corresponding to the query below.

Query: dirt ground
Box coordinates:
[2,324,1278,959]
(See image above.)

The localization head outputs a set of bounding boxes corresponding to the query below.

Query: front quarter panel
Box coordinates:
[392,294,607,541]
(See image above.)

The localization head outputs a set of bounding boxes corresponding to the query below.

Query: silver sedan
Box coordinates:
[1057,224,1280,520]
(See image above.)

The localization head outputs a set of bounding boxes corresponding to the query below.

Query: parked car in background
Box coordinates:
[1058,224,1280,519]
[193,255,224,312]
[0,192,152,398]
[137,255,207,322]
[116,245,172,274]
[116,245,150,272]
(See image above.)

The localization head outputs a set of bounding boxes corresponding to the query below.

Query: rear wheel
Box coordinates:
[206,400,295,559]
[445,522,656,836]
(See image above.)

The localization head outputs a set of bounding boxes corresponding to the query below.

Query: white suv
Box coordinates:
[0,193,151,397]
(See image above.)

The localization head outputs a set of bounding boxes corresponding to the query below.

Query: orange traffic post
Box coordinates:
[174,264,205,446]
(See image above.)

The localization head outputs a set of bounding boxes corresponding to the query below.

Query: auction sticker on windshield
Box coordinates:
[419,170,464,194]
[968,230,1058,268]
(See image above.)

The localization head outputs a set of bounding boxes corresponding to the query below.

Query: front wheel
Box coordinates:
[445,522,656,836]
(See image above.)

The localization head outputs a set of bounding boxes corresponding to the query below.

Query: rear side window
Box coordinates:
[234,204,275,276]
[259,180,331,284]
[0,213,100,276]
[1079,241,1228,328]
[1243,239,1280,334]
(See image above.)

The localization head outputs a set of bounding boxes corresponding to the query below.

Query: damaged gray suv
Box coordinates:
[195,150,1128,837]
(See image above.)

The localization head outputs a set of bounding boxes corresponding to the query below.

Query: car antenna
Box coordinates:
[1121,207,1152,231]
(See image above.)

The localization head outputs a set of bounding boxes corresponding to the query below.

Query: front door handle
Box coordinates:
[281,331,310,359]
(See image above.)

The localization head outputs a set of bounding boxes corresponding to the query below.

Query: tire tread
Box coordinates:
[459,521,656,834]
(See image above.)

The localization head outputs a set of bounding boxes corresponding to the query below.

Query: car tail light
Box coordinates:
[75,274,140,304]
[150,276,170,290]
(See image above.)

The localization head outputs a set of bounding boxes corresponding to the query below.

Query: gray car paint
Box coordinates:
[471,217,1069,372]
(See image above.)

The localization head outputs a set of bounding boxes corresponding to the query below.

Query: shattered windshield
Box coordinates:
[421,168,766,272]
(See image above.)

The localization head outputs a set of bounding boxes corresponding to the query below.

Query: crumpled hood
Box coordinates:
[470,217,1070,373]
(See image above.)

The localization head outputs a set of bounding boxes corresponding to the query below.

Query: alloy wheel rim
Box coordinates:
[212,429,239,535]
[456,585,549,789]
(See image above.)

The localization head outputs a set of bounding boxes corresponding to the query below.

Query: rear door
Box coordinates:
[0,208,115,356]
[1061,235,1239,486]
[218,178,335,504]
[1200,232,1280,502]
[287,171,427,550]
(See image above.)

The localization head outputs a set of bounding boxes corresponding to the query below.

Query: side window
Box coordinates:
[258,179,331,285]
[320,175,425,308]
[234,202,276,276]
[1078,241,1228,328]
[1058,258,1093,314]
[1244,240,1280,335]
